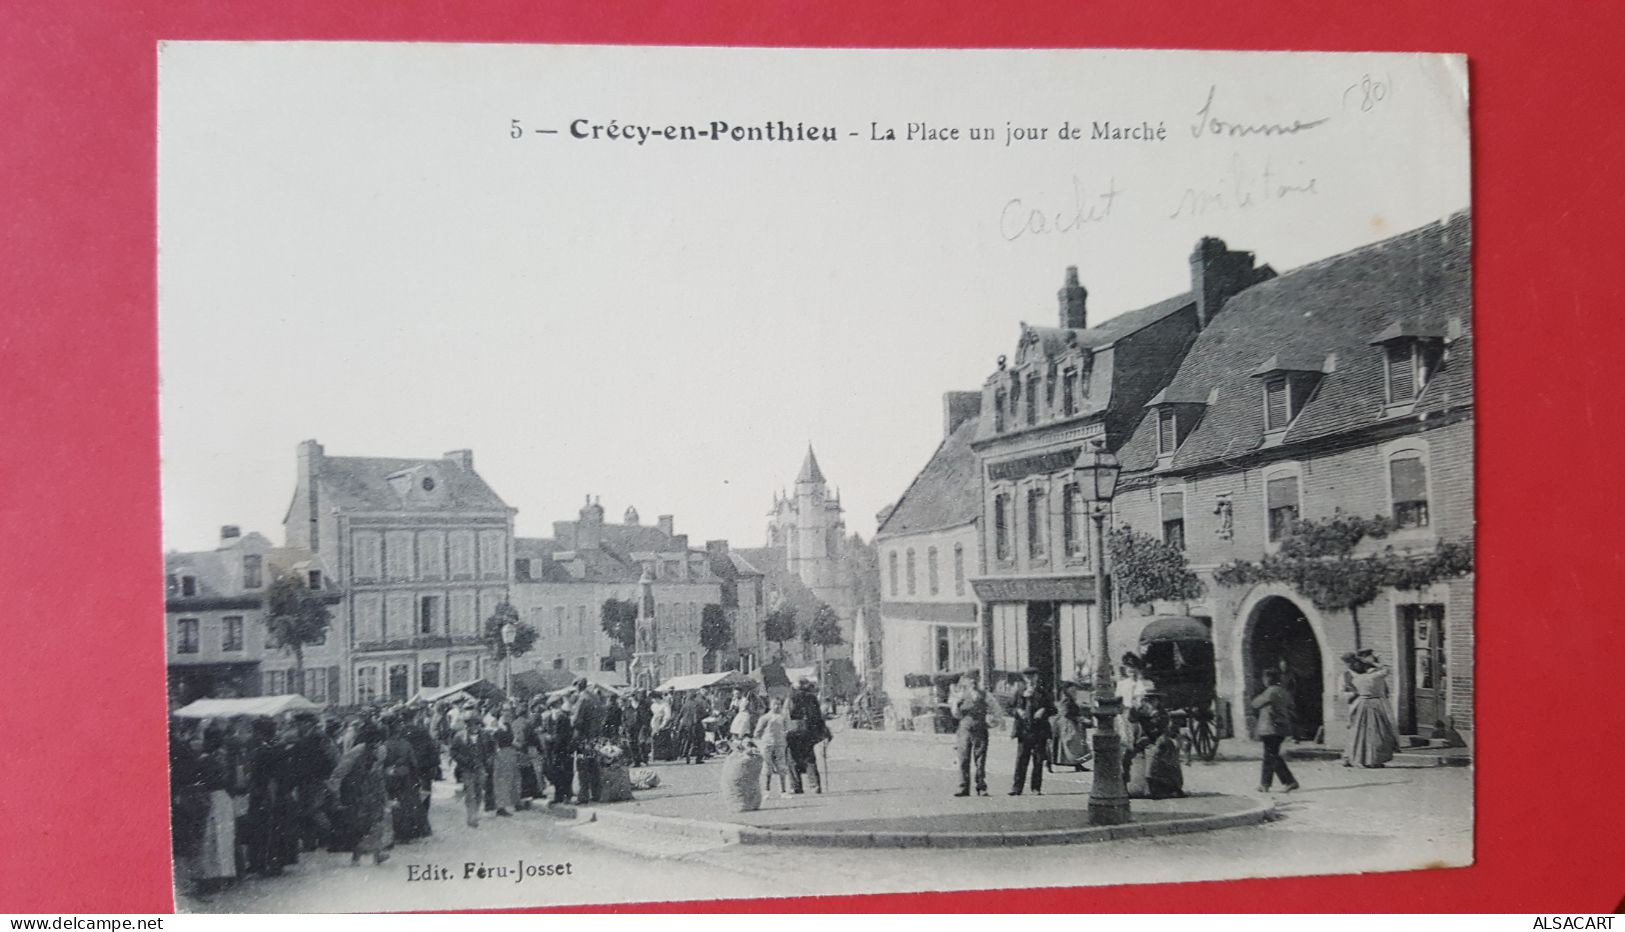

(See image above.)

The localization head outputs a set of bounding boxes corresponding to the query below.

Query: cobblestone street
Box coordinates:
[184,723,1470,911]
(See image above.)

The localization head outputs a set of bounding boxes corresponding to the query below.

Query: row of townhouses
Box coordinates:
[165,443,858,708]
[873,212,1473,747]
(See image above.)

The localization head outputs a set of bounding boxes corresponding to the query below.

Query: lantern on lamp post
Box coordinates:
[500,619,517,695]
[1075,437,1131,826]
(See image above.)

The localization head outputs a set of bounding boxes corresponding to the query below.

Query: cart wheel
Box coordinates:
[1194,719,1219,762]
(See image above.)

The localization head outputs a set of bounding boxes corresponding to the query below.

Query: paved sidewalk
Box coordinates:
[556,725,1265,842]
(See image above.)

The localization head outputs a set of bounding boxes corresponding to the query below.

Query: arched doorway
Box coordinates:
[1246,596,1323,740]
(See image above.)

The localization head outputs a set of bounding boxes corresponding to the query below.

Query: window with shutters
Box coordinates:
[888,551,899,596]
[1383,339,1445,405]
[176,618,199,654]
[242,555,263,589]
[385,531,414,580]
[352,533,382,582]
[1266,471,1301,544]
[419,662,440,689]
[266,669,286,695]
[418,531,446,580]
[448,530,476,578]
[1158,409,1179,456]
[419,595,441,635]
[1161,490,1186,551]
[906,548,917,595]
[307,670,328,703]
[953,544,966,596]
[1027,487,1048,560]
[1061,368,1078,416]
[1264,378,1292,431]
[1389,449,1431,529]
[555,606,566,637]
[222,616,244,652]
[994,493,1012,562]
[1063,484,1085,560]
[927,546,940,595]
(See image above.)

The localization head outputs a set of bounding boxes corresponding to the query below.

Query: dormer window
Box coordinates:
[1371,322,1447,408]
[1144,388,1210,459]
[307,569,323,590]
[1024,373,1039,426]
[243,554,263,589]
[993,388,1007,433]
[1250,354,1326,435]
[1061,368,1078,416]
[1264,378,1291,430]
[181,575,197,597]
[1158,409,1178,456]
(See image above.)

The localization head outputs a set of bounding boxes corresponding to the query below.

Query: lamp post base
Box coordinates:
[1088,701,1132,826]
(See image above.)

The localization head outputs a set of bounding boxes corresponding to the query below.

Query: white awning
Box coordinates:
[172,694,319,719]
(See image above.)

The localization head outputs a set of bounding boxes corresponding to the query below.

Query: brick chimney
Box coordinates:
[657,515,675,538]
[1058,266,1088,329]
[219,525,241,545]
[444,449,474,471]
[293,439,325,551]
[942,390,981,438]
[577,495,605,549]
[1190,237,1272,328]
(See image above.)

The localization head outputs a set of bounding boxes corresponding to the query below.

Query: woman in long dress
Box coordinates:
[188,724,238,893]
[1343,650,1399,767]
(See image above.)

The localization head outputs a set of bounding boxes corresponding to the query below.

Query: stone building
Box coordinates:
[510,499,726,685]
[969,249,1273,696]
[283,440,515,704]
[1110,212,1474,746]
[164,526,343,706]
[873,393,983,719]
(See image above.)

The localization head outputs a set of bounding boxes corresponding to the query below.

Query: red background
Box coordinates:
[2,0,1621,914]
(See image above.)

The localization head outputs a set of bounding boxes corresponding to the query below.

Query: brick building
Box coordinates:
[969,250,1272,696]
[510,499,726,684]
[283,440,516,704]
[1110,212,1474,746]
[164,526,343,706]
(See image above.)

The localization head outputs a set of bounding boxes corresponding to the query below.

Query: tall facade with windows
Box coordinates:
[165,526,343,707]
[970,244,1272,698]
[283,441,515,704]
[1113,212,1474,746]
[875,395,983,720]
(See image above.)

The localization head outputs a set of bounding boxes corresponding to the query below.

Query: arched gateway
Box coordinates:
[1233,587,1331,741]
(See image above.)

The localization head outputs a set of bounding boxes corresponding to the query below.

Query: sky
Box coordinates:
[157,44,1470,553]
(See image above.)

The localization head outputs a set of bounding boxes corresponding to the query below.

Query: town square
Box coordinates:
[156,45,1473,911]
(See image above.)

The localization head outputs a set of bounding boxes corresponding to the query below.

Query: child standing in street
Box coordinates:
[753,697,790,798]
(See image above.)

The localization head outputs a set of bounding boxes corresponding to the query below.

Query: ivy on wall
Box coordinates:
[1212,513,1474,613]
[1107,526,1206,606]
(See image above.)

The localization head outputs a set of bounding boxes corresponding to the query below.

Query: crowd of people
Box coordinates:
[168,675,839,896]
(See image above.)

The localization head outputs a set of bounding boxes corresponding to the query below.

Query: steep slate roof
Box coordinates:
[165,534,323,604]
[875,416,981,539]
[317,456,511,512]
[1119,211,1472,474]
[516,517,719,585]
[1018,292,1195,359]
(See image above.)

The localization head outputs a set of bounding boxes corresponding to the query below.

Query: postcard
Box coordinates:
[158,43,1472,911]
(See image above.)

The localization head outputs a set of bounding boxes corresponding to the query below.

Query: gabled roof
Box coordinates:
[515,516,719,586]
[875,416,981,540]
[317,455,511,512]
[1119,211,1472,474]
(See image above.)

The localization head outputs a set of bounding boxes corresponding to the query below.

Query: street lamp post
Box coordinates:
[1076,439,1131,826]
[500,620,517,696]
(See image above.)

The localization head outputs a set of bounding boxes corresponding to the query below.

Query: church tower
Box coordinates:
[766,447,854,660]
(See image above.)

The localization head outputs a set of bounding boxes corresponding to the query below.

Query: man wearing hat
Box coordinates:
[448,712,494,828]
[1008,667,1055,796]
[786,677,830,794]
[569,678,605,805]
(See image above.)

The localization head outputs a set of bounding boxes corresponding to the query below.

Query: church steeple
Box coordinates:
[797,445,826,486]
